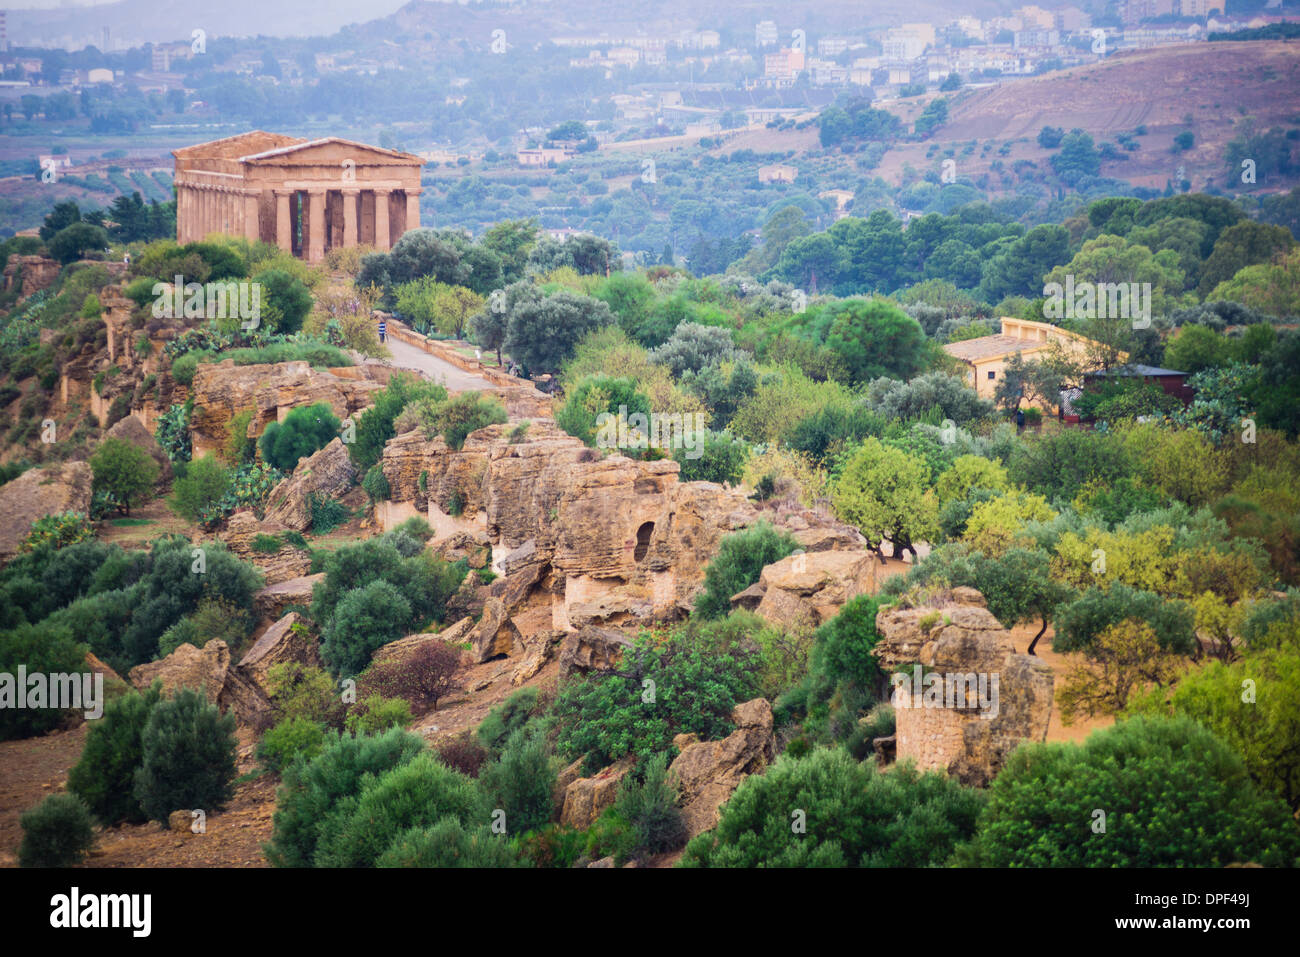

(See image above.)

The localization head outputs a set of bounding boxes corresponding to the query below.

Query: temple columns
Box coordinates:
[342,188,359,248]
[307,189,326,262]
[405,188,421,233]
[374,189,391,251]
[243,193,260,243]
[275,190,293,253]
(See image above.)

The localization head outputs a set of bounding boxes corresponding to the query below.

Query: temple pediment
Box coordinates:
[239,137,424,168]
[173,131,304,161]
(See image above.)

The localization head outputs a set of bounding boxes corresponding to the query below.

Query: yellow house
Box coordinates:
[943,317,1117,412]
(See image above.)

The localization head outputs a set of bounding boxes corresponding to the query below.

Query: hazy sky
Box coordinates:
[7,1,121,9]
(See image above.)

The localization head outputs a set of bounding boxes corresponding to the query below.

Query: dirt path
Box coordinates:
[382,334,495,392]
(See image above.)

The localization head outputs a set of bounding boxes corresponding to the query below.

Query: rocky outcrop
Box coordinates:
[489,541,549,608]
[484,385,552,421]
[462,541,557,664]
[730,549,878,629]
[0,461,93,561]
[872,588,1054,787]
[469,596,529,663]
[103,414,173,483]
[371,617,474,668]
[566,588,654,629]
[238,611,320,684]
[872,587,1005,672]
[85,652,124,687]
[378,420,869,654]
[511,629,563,686]
[557,625,634,678]
[253,573,323,622]
[220,511,312,584]
[560,757,635,830]
[444,572,487,622]
[130,641,227,703]
[187,360,385,458]
[429,529,490,568]
[128,639,274,729]
[1,255,60,301]
[263,438,357,531]
[668,698,776,838]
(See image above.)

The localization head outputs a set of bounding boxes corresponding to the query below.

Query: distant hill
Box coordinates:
[938,41,1299,147]
[7,0,410,46]
[724,40,1300,197]
[10,0,1032,50]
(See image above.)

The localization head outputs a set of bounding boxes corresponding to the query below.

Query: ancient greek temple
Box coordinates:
[172,131,423,261]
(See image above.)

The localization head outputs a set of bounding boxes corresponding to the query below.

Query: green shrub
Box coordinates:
[157,597,254,657]
[964,716,1300,867]
[67,683,162,825]
[689,610,808,702]
[478,726,557,835]
[674,430,749,485]
[555,375,650,447]
[554,630,761,772]
[258,401,341,471]
[125,275,159,307]
[19,512,92,554]
[314,753,486,867]
[90,438,158,517]
[169,455,232,523]
[251,533,282,553]
[436,392,508,450]
[390,516,434,542]
[793,595,886,742]
[213,342,352,368]
[170,352,199,386]
[0,622,89,741]
[1008,428,1132,504]
[264,727,425,867]
[18,794,95,868]
[508,421,531,444]
[1127,649,1300,812]
[265,662,345,727]
[312,539,464,645]
[344,694,413,735]
[133,687,238,825]
[681,749,984,868]
[612,751,687,858]
[154,401,192,464]
[0,458,33,486]
[1053,583,1196,656]
[320,581,411,677]
[845,702,895,761]
[253,268,313,334]
[225,408,256,464]
[584,806,636,864]
[257,717,328,773]
[309,493,349,534]
[694,521,799,619]
[376,818,521,867]
[361,464,391,503]
[515,823,587,868]
[477,687,545,757]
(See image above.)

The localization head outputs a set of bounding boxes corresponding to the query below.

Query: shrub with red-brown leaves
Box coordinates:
[436,732,489,778]
[359,640,462,713]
